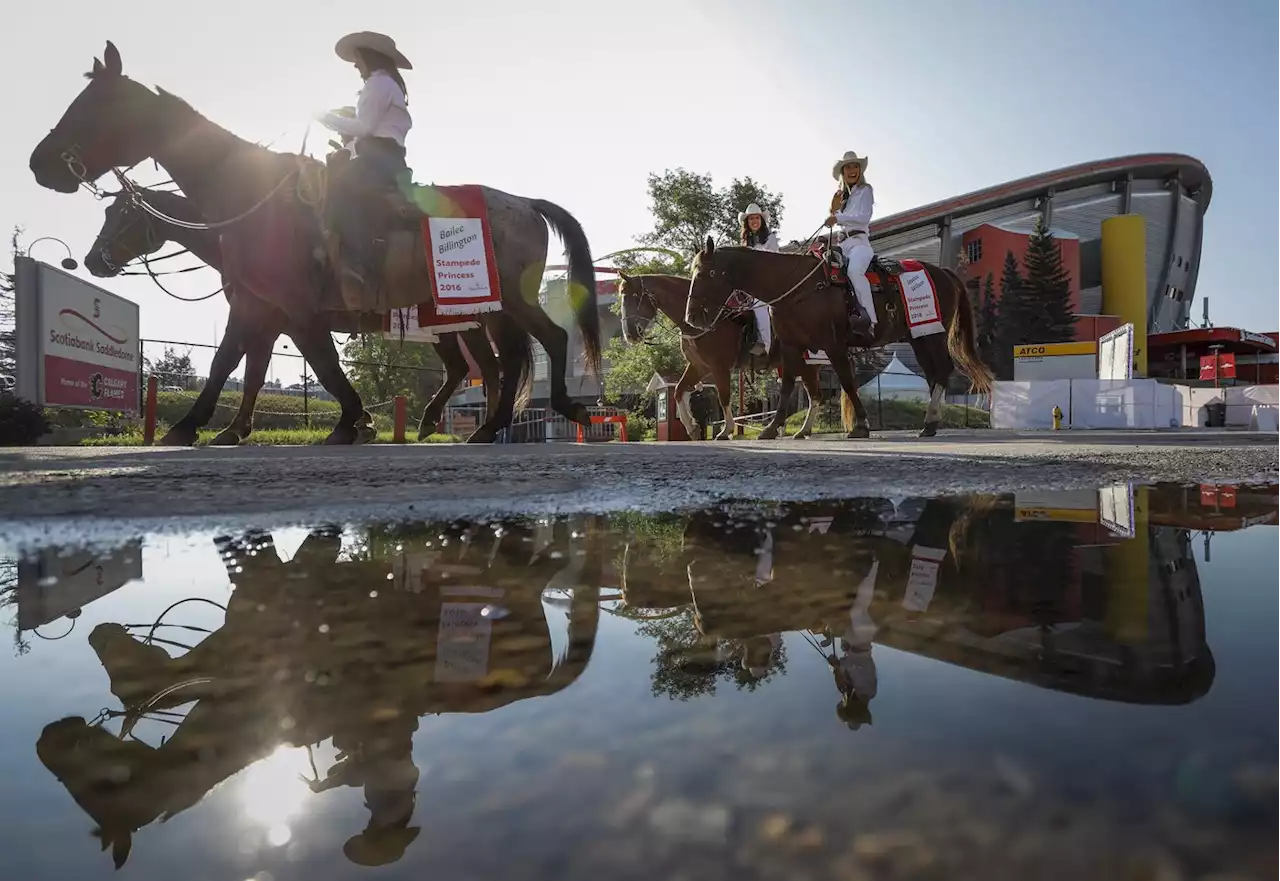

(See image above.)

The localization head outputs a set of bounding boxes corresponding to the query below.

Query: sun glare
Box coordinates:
[238,745,314,845]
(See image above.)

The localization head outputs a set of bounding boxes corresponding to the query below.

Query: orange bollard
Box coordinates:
[143,375,159,445]
[393,395,407,443]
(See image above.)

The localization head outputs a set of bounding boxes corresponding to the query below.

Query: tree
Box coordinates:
[1020,217,1078,343]
[602,318,685,405]
[975,271,1002,373]
[0,229,19,378]
[632,168,785,264]
[992,250,1027,380]
[341,334,447,415]
[147,346,196,386]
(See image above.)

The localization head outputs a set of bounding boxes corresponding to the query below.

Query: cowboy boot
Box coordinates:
[846,287,873,342]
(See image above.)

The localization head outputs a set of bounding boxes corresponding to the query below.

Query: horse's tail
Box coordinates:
[513,330,535,413]
[841,389,855,433]
[531,199,601,376]
[944,268,994,396]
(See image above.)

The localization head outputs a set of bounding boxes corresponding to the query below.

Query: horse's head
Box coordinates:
[685,237,736,330]
[29,42,161,194]
[618,273,659,342]
[84,192,163,278]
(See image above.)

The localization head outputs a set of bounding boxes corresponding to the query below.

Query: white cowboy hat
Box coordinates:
[831,151,869,180]
[738,203,772,225]
[335,31,413,70]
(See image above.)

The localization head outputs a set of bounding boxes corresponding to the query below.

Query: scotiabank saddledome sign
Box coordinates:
[15,257,141,413]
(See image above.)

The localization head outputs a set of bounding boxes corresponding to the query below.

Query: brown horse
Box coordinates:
[685,239,992,438]
[85,188,530,445]
[29,42,599,445]
[618,273,823,440]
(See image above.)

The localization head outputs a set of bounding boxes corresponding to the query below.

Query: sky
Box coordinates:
[2,0,1276,384]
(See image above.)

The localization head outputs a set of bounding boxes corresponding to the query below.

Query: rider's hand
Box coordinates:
[825,214,837,227]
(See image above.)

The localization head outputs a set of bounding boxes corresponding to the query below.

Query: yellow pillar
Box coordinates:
[1104,485,1150,645]
[1101,215,1148,376]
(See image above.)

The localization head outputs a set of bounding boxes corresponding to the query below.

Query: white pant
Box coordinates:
[751,301,772,354]
[839,235,876,327]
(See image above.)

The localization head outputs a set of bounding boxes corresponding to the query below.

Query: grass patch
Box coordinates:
[79,428,462,447]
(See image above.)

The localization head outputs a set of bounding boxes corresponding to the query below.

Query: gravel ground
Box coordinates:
[0,429,1274,548]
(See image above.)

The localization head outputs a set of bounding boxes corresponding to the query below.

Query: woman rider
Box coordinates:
[317,31,414,289]
[826,151,876,336]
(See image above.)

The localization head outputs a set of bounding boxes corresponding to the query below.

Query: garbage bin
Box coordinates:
[1205,401,1227,428]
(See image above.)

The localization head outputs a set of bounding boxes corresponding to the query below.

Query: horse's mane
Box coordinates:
[149,84,322,172]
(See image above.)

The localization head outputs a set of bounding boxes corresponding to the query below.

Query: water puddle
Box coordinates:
[1,483,1276,880]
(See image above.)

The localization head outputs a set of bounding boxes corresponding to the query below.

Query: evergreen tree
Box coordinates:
[1020,217,1077,343]
[975,271,1001,372]
[992,250,1026,380]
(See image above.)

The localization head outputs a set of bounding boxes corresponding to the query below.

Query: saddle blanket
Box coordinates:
[378,185,503,336]
[415,185,504,315]
[381,305,480,343]
[886,260,944,340]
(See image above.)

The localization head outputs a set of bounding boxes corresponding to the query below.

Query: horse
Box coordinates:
[684,238,993,438]
[617,273,824,440]
[29,41,599,445]
[85,187,531,445]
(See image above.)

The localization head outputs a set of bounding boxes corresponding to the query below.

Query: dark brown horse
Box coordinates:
[84,188,529,445]
[29,42,599,445]
[618,273,824,440]
[685,240,992,438]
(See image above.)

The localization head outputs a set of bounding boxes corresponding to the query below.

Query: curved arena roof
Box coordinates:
[871,153,1212,238]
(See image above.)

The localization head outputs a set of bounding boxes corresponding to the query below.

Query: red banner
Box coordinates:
[44,354,138,413]
[1199,353,1236,380]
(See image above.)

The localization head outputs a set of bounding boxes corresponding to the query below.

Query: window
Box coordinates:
[965,239,983,264]
[1164,284,1184,302]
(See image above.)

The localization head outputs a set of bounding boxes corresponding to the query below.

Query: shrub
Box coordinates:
[0,394,50,446]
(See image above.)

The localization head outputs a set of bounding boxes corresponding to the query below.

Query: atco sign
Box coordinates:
[14,256,141,413]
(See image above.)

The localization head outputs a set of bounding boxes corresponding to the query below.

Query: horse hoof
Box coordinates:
[918,421,939,438]
[793,430,811,440]
[847,425,871,440]
[758,427,779,440]
[715,432,733,441]
[157,426,198,447]
[208,429,243,447]
[466,429,496,444]
[566,402,591,426]
[354,423,378,445]
[323,426,357,445]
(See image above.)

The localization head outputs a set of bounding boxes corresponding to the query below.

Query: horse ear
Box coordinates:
[704,235,715,255]
[92,57,105,76]
[103,41,122,76]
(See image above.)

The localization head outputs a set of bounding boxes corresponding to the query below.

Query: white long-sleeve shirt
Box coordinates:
[833,183,874,236]
[320,70,413,147]
[747,232,780,252]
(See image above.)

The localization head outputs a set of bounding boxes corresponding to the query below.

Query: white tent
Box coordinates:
[860,354,930,401]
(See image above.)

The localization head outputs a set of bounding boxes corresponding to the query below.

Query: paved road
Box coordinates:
[1,430,1274,546]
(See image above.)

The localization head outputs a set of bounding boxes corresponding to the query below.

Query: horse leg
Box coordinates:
[468,320,524,444]
[507,298,585,425]
[158,320,249,447]
[672,362,704,440]
[759,349,800,440]
[291,321,373,445]
[210,332,274,446]
[711,361,736,441]
[417,332,471,441]
[794,361,823,440]
[833,353,872,439]
[920,383,946,437]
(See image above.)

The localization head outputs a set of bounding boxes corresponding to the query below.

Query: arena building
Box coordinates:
[870,153,1214,376]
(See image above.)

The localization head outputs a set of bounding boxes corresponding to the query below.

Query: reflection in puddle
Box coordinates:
[2,483,1276,879]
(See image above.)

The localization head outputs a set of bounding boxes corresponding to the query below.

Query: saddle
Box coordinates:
[319,147,425,311]
[820,248,905,344]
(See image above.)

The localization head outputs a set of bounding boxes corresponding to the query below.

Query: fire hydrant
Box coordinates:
[1052,405,1063,431]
